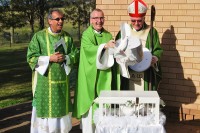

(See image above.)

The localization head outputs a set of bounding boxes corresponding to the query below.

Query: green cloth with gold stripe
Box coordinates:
[27,28,79,118]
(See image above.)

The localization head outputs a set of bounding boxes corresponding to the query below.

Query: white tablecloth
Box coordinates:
[94,110,166,133]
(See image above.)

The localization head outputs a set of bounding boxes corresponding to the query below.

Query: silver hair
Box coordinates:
[90,8,104,18]
[47,8,63,19]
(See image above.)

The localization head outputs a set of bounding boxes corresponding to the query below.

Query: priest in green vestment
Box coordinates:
[73,9,121,133]
[27,9,79,133]
[116,0,163,91]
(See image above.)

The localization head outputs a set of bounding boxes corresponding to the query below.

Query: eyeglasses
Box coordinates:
[91,17,105,20]
[131,19,143,23]
[51,17,65,21]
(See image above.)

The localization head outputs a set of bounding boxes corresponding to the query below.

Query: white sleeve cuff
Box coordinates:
[35,56,50,75]
[96,44,114,70]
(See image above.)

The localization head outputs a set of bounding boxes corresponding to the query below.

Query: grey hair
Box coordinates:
[47,8,63,19]
[90,8,104,18]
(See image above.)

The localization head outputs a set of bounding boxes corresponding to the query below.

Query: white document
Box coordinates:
[54,38,67,53]
[54,38,72,75]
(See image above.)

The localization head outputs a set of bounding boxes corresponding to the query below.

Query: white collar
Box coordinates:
[48,27,61,34]
[94,30,102,34]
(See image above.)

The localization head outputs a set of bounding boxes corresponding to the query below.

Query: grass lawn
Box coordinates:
[0,43,32,108]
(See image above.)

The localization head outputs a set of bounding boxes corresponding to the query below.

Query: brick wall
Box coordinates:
[96,0,200,120]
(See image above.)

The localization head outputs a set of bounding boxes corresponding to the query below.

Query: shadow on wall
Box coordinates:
[159,25,199,121]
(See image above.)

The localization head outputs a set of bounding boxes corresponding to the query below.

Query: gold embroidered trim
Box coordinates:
[46,29,52,117]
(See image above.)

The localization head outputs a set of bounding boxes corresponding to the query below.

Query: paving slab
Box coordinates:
[1,101,200,133]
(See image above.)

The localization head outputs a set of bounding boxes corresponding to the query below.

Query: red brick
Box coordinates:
[185,114,194,120]
[190,109,200,115]
[194,115,200,120]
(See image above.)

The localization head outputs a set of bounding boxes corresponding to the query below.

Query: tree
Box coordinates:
[64,0,96,42]
[0,0,95,45]
[35,0,67,30]
[11,0,37,35]
[0,0,26,45]
[36,0,48,30]
[10,0,60,33]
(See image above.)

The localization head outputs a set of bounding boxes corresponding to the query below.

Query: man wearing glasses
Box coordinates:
[73,8,120,133]
[116,0,163,91]
[27,8,79,133]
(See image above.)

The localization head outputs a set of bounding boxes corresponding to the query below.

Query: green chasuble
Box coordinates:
[116,23,163,91]
[27,29,79,118]
[73,26,121,119]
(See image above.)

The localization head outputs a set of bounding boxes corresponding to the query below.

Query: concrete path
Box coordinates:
[1,101,200,133]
